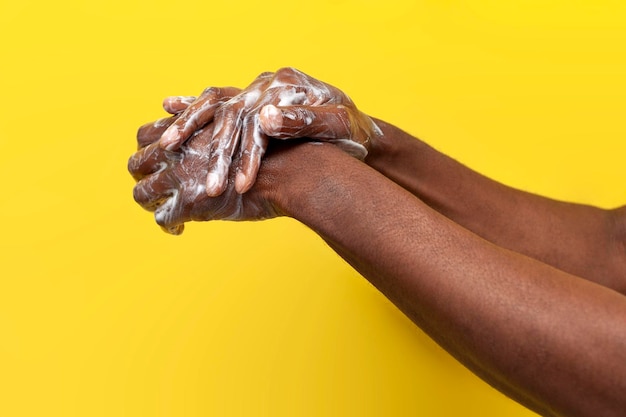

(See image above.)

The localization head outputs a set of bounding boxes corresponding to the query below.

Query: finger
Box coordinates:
[235,113,268,194]
[203,97,250,196]
[159,86,241,151]
[128,142,181,181]
[132,171,177,211]
[201,73,277,195]
[137,116,177,148]
[260,104,370,159]
[270,67,334,105]
[162,96,196,115]
[259,104,353,139]
[154,191,185,235]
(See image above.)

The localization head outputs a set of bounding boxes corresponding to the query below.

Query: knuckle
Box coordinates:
[127,156,139,177]
[136,123,155,146]
[136,122,149,139]
[275,67,298,77]
[219,97,241,112]
[201,86,220,98]
[132,183,148,205]
[128,151,151,180]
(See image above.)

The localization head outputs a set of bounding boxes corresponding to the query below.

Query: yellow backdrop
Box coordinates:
[1,1,625,416]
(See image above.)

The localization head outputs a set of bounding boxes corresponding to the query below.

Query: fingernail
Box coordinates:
[206,172,221,196]
[160,126,179,150]
[259,105,282,135]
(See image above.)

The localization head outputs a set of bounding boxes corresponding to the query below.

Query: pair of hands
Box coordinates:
[128,67,382,234]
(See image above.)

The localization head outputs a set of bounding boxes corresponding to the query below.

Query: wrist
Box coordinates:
[255,142,334,218]
[365,118,429,181]
[365,117,395,168]
[256,141,363,227]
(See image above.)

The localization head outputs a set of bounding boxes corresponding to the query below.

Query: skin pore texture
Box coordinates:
[130,68,626,416]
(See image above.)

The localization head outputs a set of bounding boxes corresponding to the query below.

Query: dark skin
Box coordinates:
[130,68,626,416]
[365,119,626,293]
[131,119,280,234]
[159,68,381,195]
[157,68,626,294]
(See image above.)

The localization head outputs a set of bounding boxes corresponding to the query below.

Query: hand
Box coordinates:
[158,67,382,196]
[129,119,279,235]
[135,95,202,148]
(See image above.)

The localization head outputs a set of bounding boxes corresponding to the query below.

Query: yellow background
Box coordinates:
[1,1,625,416]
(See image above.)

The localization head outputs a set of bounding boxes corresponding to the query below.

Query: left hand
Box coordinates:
[129,119,280,234]
[158,67,382,196]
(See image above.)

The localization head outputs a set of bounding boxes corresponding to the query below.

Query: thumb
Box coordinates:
[259,104,353,140]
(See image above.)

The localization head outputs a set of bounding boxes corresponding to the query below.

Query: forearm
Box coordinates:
[366,119,626,292]
[263,142,626,417]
